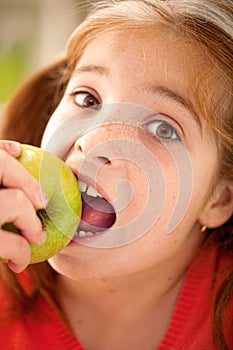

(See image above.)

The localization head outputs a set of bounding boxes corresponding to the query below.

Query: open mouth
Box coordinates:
[75,180,116,238]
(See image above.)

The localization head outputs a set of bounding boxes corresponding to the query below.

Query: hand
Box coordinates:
[0,141,46,273]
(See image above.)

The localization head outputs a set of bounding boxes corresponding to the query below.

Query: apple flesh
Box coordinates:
[2,144,82,264]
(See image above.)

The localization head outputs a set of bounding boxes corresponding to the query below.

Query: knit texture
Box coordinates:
[0,241,232,350]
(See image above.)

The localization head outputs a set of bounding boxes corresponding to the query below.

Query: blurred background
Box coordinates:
[0,0,93,125]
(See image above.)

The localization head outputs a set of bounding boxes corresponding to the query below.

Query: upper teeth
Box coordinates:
[79,180,103,198]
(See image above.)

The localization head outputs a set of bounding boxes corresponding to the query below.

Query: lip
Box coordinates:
[66,168,117,242]
[70,227,111,245]
[69,169,115,209]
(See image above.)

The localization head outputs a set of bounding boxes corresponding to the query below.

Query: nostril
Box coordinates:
[74,139,85,153]
[75,144,83,152]
[95,156,111,165]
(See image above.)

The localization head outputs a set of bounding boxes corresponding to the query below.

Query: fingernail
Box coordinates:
[5,141,21,155]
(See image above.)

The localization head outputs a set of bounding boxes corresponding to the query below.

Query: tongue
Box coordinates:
[79,193,116,233]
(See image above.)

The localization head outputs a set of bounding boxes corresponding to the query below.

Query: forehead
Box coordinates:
[75,28,205,92]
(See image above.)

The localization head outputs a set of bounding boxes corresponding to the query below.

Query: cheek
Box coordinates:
[191,140,219,204]
[101,159,150,223]
[142,140,198,234]
[41,96,77,152]
[41,109,63,149]
[113,142,181,231]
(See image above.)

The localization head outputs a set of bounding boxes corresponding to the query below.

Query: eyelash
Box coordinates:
[70,90,101,109]
[70,90,181,144]
[143,119,181,144]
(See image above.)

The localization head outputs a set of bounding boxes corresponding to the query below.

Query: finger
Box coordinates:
[0,189,46,245]
[0,140,22,158]
[0,150,46,209]
[0,229,31,273]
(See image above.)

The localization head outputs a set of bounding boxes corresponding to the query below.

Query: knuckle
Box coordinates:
[0,149,7,164]
[13,189,26,206]
[0,231,31,265]
[15,236,31,257]
[0,140,9,149]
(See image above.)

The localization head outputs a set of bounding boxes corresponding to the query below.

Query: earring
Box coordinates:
[200,225,207,233]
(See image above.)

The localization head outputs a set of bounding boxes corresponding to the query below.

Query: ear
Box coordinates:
[198,182,233,229]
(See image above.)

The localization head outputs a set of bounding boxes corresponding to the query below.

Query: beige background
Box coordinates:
[0,0,97,126]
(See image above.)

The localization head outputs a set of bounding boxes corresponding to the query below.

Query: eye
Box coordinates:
[145,120,181,143]
[72,91,100,109]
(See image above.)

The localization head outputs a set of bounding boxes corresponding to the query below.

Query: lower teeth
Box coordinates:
[77,230,99,238]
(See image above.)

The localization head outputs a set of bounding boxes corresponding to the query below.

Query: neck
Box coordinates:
[56,234,201,314]
[56,266,186,350]
[57,265,182,312]
[55,231,204,349]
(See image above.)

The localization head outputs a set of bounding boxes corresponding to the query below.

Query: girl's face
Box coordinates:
[42,29,220,280]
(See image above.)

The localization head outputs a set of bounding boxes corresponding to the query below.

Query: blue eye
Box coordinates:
[72,91,100,109]
[145,120,181,143]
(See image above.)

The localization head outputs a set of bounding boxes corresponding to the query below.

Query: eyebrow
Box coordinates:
[74,64,110,76]
[73,64,202,132]
[142,83,202,132]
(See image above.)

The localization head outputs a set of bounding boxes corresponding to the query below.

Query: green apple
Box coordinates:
[3,144,82,264]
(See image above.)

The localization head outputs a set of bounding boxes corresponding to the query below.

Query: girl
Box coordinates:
[0,0,233,349]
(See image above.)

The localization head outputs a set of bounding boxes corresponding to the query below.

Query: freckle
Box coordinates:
[101,278,107,282]
[167,276,172,281]
[78,320,83,325]
[174,240,178,244]
[109,289,116,294]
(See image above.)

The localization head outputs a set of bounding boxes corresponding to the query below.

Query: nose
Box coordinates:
[74,130,112,167]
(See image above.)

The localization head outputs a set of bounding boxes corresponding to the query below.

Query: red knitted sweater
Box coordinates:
[0,241,232,350]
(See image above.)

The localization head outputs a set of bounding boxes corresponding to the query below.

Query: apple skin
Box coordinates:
[2,144,82,264]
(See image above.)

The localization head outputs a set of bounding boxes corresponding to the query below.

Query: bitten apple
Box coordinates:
[2,144,82,264]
